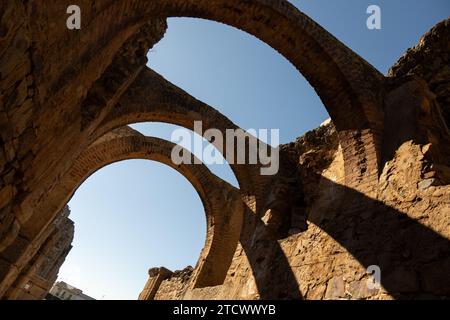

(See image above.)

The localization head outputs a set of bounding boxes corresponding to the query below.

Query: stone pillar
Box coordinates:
[4,207,74,300]
[138,267,173,300]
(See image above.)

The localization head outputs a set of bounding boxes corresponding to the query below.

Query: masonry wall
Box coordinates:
[4,207,74,300]
[0,1,167,297]
[148,121,449,300]
[144,21,450,300]
[1,2,449,300]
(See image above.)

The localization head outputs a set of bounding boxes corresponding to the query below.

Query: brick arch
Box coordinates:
[136,0,386,189]
[94,67,271,213]
[23,131,244,289]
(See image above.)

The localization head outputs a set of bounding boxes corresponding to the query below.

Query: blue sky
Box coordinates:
[59,1,450,300]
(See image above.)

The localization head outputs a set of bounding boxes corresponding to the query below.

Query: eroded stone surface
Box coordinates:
[4,206,73,300]
[0,2,449,300]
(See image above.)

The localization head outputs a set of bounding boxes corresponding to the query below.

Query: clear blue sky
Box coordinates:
[59,1,450,300]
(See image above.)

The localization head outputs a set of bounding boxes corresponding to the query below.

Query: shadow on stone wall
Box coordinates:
[240,175,449,299]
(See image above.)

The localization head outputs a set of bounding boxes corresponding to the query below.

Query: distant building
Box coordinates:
[49,281,95,300]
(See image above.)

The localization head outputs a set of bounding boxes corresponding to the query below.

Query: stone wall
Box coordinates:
[1,2,449,300]
[0,1,167,297]
[139,267,173,300]
[148,121,449,300]
[141,19,450,300]
[3,206,74,300]
[153,267,194,301]
[389,19,450,129]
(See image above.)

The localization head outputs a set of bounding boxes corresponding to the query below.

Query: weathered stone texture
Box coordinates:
[4,206,73,300]
[1,2,449,300]
[389,19,450,128]
[139,267,173,301]
[153,267,194,301]
[150,121,449,300]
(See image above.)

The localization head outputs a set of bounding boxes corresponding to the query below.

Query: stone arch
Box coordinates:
[0,1,397,299]
[94,67,272,213]
[22,129,244,289]
[133,0,386,189]
[4,1,387,260]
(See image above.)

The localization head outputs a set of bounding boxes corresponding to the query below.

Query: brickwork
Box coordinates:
[48,131,242,289]
[0,2,449,300]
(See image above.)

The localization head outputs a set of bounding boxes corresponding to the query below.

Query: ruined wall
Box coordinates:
[389,19,450,129]
[139,267,173,301]
[146,20,450,300]
[0,0,383,298]
[0,1,167,297]
[4,206,74,300]
[149,124,448,300]
[153,267,194,301]
[1,1,449,300]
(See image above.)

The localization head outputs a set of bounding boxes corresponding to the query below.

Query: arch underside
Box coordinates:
[0,0,395,299]
[24,130,243,289]
[95,67,273,213]
[129,0,386,187]
[19,0,387,253]
[78,0,386,193]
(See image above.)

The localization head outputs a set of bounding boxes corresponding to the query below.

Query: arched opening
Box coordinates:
[3,0,450,302]
[19,133,243,298]
[134,0,385,188]
[92,67,280,217]
[147,17,330,144]
[59,159,207,300]
[0,1,407,301]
